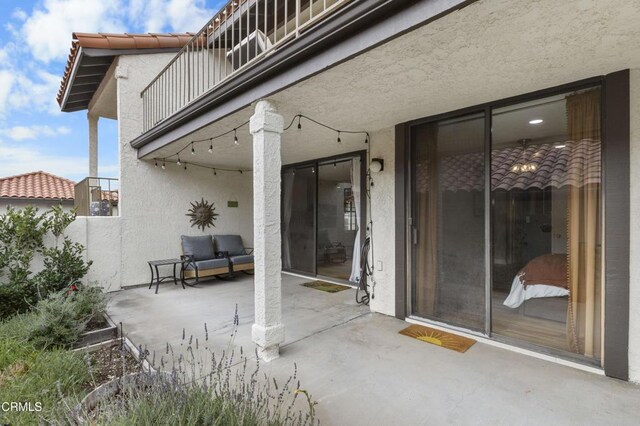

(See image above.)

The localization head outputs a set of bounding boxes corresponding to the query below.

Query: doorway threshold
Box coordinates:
[282,271,357,289]
[405,316,604,376]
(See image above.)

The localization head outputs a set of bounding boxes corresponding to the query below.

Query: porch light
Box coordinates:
[529,119,544,125]
[370,158,384,173]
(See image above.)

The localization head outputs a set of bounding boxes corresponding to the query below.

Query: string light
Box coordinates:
[155,114,369,175]
[312,166,315,173]
[213,168,217,176]
[154,160,158,167]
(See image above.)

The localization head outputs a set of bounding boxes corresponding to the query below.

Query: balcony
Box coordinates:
[74,177,119,217]
[141,0,350,133]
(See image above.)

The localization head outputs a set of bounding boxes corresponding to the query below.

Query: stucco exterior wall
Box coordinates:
[629,68,640,383]
[116,54,253,288]
[368,128,396,316]
[0,199,74,212]
[65,217,122,291]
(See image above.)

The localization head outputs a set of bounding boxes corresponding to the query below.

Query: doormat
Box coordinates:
[399,324,476,353]
[302,281,351,293]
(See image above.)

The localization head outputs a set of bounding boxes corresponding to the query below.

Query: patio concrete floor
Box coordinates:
[108,274,640,425]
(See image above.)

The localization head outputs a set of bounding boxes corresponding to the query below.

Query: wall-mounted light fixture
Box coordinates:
[370,158,384,173]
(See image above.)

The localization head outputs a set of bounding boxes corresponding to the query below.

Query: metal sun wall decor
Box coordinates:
[186,198,219,231]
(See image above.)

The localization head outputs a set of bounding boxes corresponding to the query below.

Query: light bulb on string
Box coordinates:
[213,168,217,176]
[154,160,158,168]
[297,115,302,130]
[191,142,196,155]
[177,156,181,166]
[337,132,341,143]
[233,129,239,145]
[161,161,166,170]
[208,139,213,154]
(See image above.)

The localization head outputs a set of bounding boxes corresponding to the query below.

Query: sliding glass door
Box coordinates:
[282,153,365,283]
[411,112,486,331]
[282,165,316,275]
[409,84,603,363]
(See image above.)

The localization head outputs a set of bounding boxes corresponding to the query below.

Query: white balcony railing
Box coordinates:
[141,0,349,133]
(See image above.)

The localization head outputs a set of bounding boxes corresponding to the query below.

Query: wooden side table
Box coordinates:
[147,258,185,294]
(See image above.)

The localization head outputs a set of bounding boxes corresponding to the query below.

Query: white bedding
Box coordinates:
[503,274,569,309]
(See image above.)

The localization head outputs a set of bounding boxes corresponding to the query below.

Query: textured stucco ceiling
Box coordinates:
[141,0,640,169]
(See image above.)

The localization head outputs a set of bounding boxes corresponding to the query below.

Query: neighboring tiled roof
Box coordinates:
[0,171,76,200]
[416,139,601,192]
[57,32,194,108]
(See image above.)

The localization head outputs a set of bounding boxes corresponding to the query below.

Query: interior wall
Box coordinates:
[368,128,396,316]
[117,54,254,288]
[629,68,640,383]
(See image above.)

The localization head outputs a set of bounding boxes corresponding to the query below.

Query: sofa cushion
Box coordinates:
[230,254,254,265]
[181,235,215,261]
[214,235,245,256]
[185,258,229,271]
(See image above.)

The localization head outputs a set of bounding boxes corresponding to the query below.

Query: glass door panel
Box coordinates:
[491,89,602,361]
[282,165,316,275]
[317,159,358,281]
[411,113,486,331]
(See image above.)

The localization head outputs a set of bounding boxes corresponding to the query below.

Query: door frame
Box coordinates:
[394,71,630,379]
[281,150,368,284]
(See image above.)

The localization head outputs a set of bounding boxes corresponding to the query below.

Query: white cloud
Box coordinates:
[0,125,72,141]
[0,140,117,181]
[21,0,126,63]
[128,0,213,33]
[4,70,63,115]
[0,71,15,116]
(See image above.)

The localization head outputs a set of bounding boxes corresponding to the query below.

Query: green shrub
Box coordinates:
[26,289,107,349]
[0,281,38,319]
[34,239,92,296]
[0,205,92,320]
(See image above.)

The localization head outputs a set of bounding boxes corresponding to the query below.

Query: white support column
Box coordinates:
[88,113,99,177]
[250,99,285,361]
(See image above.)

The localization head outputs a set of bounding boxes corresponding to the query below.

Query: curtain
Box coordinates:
[282,171,295,270]
[414,124,439,316]
[566,88,601,358]
[349,158,362,282]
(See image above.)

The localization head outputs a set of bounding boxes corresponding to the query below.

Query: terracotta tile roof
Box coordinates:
[0,171,76,200]
[57,32,194,107]
[416,139,601,192]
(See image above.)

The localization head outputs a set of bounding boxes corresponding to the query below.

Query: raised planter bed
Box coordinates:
[73,313,119,349]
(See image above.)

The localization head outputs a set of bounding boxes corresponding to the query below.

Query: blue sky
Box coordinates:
[0,0,224,182]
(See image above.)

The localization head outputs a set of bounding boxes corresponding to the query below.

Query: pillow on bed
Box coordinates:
[520,254,567,289]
